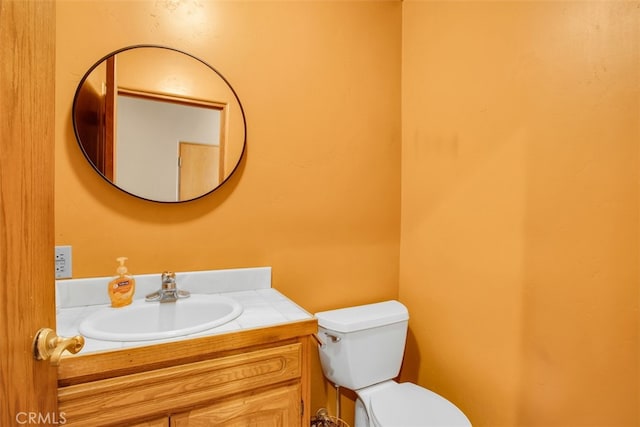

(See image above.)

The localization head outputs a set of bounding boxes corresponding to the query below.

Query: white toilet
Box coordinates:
[315,300,471,427]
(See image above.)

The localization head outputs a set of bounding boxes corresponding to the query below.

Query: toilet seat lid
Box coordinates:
[371,382,471,427]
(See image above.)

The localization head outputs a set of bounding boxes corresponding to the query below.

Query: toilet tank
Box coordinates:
[315,300,409,391]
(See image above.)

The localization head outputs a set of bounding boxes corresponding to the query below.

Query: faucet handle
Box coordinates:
[161,271,176,281]
[161,271,176,290]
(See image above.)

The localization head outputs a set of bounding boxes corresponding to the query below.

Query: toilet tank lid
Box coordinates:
[314,300,409,333]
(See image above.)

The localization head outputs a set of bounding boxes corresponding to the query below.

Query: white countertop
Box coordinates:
[56,267,313,355]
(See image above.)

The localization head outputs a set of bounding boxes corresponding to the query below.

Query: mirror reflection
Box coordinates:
[73,45,246,202]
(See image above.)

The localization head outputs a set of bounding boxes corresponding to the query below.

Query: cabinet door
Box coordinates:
[131,418,170,427]
[171,383,301,427]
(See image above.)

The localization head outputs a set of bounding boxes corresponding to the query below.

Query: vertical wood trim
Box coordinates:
[300,336,312,426]
[0,0,57,423]
[218,105,227,183]
[104,55,115,181]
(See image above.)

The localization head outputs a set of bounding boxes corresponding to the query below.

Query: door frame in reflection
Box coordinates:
[112,88,226,202]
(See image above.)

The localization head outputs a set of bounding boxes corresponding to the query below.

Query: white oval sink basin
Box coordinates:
[79,294,243,342]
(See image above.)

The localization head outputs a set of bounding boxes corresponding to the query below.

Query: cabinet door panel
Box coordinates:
[131,418,169,427]
[171,383,301,427]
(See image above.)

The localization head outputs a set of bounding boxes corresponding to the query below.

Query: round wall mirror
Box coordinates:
[72,45,246,203]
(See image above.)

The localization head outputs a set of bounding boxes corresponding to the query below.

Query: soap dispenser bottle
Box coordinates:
[108,257,135,308]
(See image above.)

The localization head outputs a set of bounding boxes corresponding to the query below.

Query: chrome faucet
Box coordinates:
[145,271,190,303]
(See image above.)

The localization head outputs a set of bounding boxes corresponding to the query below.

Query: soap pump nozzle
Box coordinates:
[116,257,128,276]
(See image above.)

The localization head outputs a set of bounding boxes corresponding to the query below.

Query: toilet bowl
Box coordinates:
[359,381,470,427]
[315,301,471,427]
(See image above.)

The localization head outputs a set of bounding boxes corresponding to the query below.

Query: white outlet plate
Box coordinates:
[55,245,72,279]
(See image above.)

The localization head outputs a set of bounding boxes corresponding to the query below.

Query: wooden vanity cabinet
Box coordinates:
[57,320,316,427]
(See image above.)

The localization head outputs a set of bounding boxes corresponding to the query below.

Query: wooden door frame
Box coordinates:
[0,1,58,425]
[103,55,116,180]
[117,88,226,187]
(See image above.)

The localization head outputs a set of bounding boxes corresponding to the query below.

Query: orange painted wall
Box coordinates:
[400,2,639,426]
[55,0,401,416]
